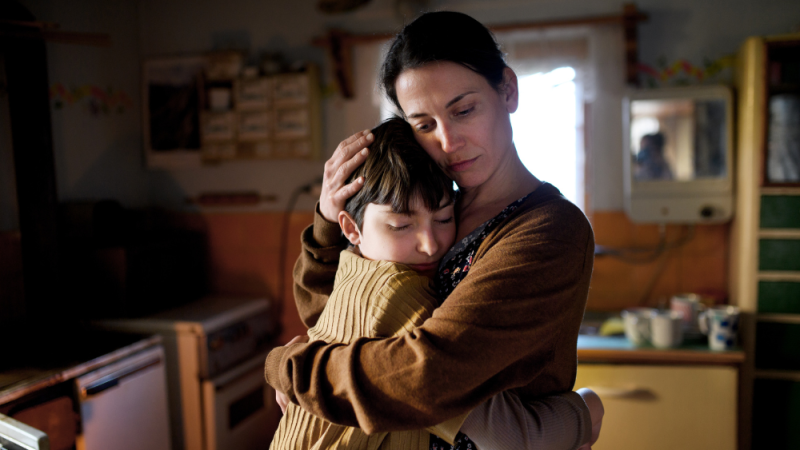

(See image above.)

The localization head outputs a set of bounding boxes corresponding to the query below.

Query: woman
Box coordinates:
[265,11,600,449]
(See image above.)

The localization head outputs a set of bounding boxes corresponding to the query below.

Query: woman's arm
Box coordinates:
[266,200,594,434]
[292,205,348,328]
[462,390,595,450]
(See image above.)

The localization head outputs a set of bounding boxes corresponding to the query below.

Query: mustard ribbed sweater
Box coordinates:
[269,250,464,450]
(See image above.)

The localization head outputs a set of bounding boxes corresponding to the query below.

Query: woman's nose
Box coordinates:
[417,228,439,256]
[437,123,463,154]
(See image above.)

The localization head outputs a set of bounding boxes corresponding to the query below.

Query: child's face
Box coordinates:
[346,196,456,277]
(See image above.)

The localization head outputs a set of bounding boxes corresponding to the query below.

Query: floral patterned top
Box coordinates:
[429,188,536,450]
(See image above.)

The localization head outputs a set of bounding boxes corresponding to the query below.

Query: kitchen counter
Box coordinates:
[0,329,162,405]
[577,334,745,365]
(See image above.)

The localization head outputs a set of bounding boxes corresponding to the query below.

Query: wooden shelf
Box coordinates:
[758,271,800,282]
[754,369,800,382]
[759,229,800,239]
[761,187,800,195]
[757,313,800,324]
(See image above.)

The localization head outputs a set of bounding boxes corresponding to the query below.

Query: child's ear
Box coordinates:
[338,211,362,246]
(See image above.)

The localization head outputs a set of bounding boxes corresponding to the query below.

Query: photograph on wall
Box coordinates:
[143,56,207,168]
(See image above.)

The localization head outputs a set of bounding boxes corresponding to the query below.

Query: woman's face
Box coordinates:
[395,62,519,190]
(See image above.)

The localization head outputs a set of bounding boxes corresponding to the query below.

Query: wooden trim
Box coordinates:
[757,313,800,324]
[312,7,649,47]
[761,187,800,195]
[578,348,745,365]
[313,4,647,97]
[759,229,800,239]
[0,21,110,47]
[0,19,59,30]
[754,369,800,382]
[758,271,800,282]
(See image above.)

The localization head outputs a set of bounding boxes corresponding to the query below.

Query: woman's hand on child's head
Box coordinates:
[320,130,373,222]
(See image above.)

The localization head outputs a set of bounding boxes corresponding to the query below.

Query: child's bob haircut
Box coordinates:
[344,117,455,229]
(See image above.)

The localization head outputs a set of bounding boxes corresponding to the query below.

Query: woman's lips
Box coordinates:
[448,156,478,172]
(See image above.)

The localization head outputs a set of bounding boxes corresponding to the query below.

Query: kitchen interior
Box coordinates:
[0,0,798,449]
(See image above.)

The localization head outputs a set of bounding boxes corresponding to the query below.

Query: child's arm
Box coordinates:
[461,389,602,450]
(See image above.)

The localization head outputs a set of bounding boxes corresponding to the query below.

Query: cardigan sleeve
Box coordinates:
[461,390,592,450]
[266,198,594,435]
[291,202,348,329]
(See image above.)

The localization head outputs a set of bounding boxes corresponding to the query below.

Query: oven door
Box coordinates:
[202,353,280,450]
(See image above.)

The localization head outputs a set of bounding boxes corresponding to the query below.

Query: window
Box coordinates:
[511,66,582,208]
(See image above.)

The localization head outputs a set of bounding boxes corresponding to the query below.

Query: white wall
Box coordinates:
[17,0,149,208]
[2,0,799,224]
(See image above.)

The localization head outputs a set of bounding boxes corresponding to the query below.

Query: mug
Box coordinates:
[651,311,684,349]
[699,306,741,351]
[621,308,656,346]
[670,293,707,334]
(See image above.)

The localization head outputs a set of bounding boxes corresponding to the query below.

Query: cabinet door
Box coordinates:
[575,364,737,450]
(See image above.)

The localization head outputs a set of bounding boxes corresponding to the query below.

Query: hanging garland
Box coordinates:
[50,83,134,115]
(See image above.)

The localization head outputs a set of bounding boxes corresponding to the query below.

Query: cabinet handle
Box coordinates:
[80,357,162,400]
[584,385,657,400]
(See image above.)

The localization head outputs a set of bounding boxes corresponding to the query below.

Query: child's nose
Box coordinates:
[417,228,439,256]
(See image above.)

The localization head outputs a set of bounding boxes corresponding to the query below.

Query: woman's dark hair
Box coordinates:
[380,11,508,112]
[344,117,454,229]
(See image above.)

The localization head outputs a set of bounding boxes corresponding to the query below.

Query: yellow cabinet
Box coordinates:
[575,364,737,450]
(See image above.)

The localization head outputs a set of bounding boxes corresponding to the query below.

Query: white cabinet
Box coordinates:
[75,345,171,450]
[575,364,737,450]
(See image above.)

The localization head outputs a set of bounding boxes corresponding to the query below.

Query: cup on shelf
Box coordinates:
[651,311,684,349]
[699,306,741,351]
[621,308,657,346]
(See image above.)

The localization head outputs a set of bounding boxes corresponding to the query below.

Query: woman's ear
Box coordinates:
[501,67,519,114]
[338,211,362,246]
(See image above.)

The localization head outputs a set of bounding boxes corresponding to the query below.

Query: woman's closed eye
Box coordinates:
[387,223,410,231]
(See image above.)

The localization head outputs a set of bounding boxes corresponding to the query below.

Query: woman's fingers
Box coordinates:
[320,130,373,222]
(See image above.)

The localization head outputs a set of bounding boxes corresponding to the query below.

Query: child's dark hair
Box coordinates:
[344,117,454,229]
[380,11,508,112]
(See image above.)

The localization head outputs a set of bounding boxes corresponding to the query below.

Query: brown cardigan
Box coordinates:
[265,184,595,435]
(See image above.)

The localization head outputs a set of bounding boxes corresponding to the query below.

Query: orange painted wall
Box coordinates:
[194,211,315,344]
[0,210,730,341]
[587,211,729,311]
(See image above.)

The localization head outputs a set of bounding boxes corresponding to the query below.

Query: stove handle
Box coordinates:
[80,356,162,399]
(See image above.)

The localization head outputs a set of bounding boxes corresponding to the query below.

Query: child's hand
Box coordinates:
[576,387,604,449]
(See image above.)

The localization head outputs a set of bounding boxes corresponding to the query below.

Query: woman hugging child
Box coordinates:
[269,117,600,450]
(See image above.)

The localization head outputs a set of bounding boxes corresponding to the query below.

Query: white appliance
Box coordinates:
[96,296,280,450]
[0,413,49,450]
[75,345,171,450]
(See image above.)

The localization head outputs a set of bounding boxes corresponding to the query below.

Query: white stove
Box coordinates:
[96,296,280,450]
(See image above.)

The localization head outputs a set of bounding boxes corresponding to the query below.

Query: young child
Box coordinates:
[270,118,598,450]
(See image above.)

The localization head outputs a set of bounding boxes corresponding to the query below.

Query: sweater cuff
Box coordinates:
[264,346,287,391]
[565,390,594,447]
[313,202,345,248]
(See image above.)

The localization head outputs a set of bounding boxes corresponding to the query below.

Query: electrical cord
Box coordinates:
[595,224,695,264]
[277,177,323,312]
